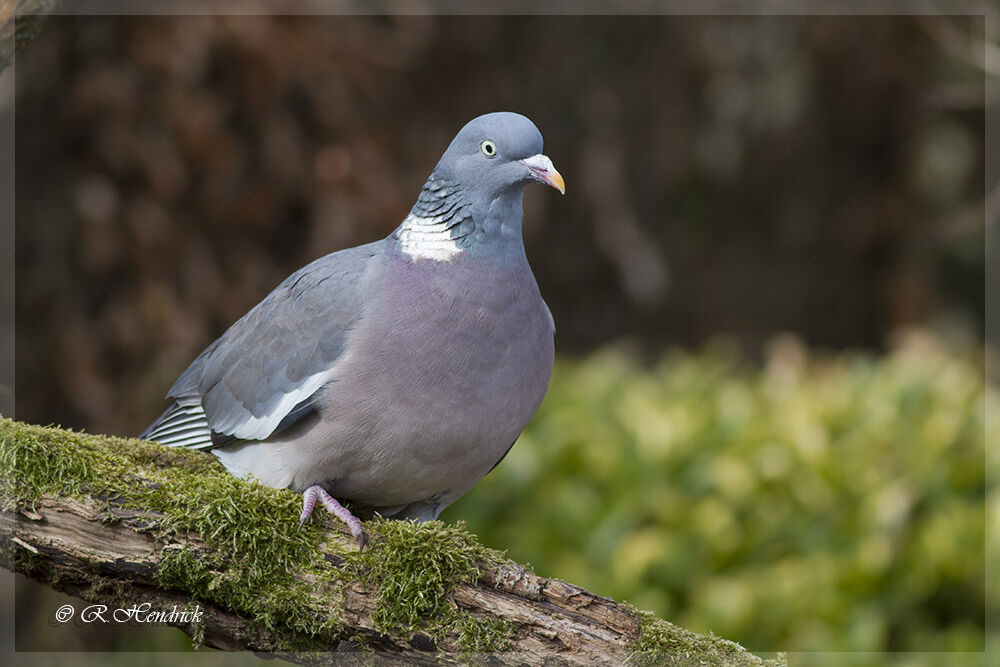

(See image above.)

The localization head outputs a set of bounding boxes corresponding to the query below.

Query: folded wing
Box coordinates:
[141,241,382,449]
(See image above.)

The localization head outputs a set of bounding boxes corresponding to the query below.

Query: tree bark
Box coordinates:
[1,418,779,665]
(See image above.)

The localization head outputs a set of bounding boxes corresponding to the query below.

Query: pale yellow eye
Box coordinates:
[480,139,497,157]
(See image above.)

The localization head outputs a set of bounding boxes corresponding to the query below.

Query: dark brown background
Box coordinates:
[14,14,985,438]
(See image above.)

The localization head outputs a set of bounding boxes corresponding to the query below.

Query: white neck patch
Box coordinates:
[397,213,464,262]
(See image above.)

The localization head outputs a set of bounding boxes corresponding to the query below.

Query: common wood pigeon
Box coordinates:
[142,112,564,547]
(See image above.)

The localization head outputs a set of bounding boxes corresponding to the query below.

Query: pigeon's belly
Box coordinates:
[297,257,554,508]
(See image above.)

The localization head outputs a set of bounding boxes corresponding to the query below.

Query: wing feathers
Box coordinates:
[202,370,329,441]
[142,241,381,450]
[141,400,213,449]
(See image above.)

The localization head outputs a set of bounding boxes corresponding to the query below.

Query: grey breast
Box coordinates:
[296,246,555,513]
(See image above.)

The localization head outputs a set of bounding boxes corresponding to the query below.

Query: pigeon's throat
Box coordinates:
[395,176,475,263]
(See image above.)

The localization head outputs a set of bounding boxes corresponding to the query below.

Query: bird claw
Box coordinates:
[299,485,366,549]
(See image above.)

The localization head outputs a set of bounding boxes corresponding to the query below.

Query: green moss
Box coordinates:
[456,611,514,652]
[156,544,217,598]
[0,418,215,509]
[354,517,506,635]
[0,418,343,650]
[627,606,785,666]
[0,418,520,651]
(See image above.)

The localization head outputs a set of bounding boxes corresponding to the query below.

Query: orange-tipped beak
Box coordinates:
[522,154,566,195]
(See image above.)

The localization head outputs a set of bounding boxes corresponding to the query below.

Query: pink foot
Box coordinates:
[298,485,367,549]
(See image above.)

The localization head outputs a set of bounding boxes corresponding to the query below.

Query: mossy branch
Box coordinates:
[0,417,782,665]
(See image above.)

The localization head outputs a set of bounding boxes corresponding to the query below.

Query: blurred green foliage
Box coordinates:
[447,331,991,654]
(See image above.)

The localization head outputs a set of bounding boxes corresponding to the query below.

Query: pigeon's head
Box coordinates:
[435,112,565,198]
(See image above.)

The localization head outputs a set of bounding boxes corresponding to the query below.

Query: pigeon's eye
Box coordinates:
[480,140,498,158]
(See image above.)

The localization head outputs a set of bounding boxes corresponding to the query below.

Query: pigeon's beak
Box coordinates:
[521,154,566,195]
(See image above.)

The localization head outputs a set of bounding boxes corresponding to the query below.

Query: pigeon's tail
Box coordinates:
[140,397,214,449]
